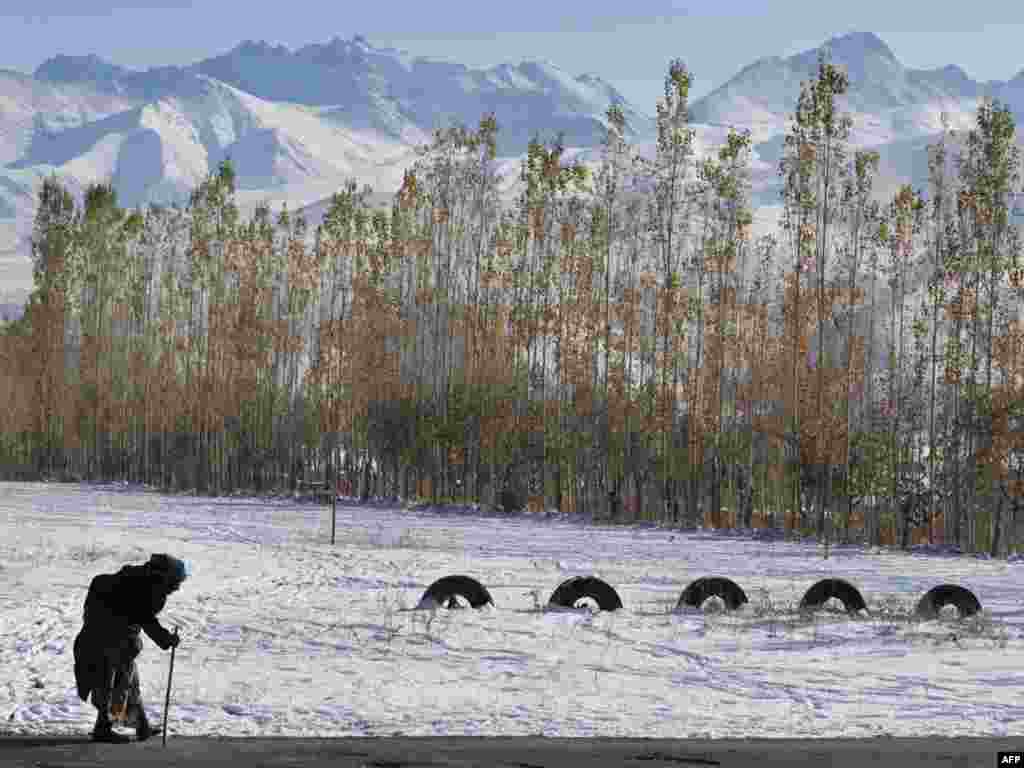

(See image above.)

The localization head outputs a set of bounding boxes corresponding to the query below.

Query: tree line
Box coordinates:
[2,53,1023,556]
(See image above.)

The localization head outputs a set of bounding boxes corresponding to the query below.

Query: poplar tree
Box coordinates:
[778,51,852,538]
[590,103,633,519]
[637,60,697,525]
[924,115,955,543]
[837,149,879,537]
[954,99,1021,552]
[28,177,77,476]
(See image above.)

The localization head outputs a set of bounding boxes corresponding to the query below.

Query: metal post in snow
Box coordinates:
[331,473,337,546]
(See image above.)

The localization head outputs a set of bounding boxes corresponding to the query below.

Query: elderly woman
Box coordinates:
[74,553,187,743]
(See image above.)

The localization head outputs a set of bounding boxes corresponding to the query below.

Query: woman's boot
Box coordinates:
[92,714,131,743]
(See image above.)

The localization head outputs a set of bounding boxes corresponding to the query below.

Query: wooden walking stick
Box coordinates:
[162,627,179,748]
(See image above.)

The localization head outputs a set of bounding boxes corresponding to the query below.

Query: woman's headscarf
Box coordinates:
[147,553,190,589]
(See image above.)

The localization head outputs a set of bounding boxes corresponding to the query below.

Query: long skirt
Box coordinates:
[74,624,144,726]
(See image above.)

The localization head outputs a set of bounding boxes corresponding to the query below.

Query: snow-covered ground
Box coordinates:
[1,482,1021,739]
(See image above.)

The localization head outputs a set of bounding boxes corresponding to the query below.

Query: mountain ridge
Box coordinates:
[31,35,654,152]
[690,30,1023,130]
[2,30,1023,306]
[28,31,1024,134]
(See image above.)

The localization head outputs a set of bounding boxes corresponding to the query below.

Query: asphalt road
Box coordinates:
[0,735,1021,767]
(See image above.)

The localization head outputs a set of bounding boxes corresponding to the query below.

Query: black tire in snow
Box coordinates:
[798,578,868,614]
[547,576,623,612]
[676,576,749,612]
[915,584,982,619]
[417,575,494,610]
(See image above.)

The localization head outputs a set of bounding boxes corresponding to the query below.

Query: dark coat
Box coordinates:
[74,564,176,702]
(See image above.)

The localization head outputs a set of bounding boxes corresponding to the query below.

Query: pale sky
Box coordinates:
[2,1,1023,113]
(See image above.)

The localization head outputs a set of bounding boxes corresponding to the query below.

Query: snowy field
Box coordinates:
[1,482,1022,739]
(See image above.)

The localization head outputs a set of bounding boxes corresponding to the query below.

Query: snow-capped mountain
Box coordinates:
[2,31,1024,309]
[690,31,1024,139]
[33,36,654,155]
[687,31,1024,214]
[0,67,134,166]
[10,75,420,209]
[1,35,659,298]
[688,31,1024,133]
[0,72,425,304]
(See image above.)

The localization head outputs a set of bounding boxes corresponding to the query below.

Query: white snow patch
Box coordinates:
[61,133,124,182]
[0,482,1020,738]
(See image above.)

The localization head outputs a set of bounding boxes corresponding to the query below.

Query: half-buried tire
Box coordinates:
[915,584,982,619]
[798,578,868,614]
[547,576,623,612]
[676,576,749,612]
[417,575,494,610]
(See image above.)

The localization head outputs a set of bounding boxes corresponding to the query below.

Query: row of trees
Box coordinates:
[2,54,1023,555]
